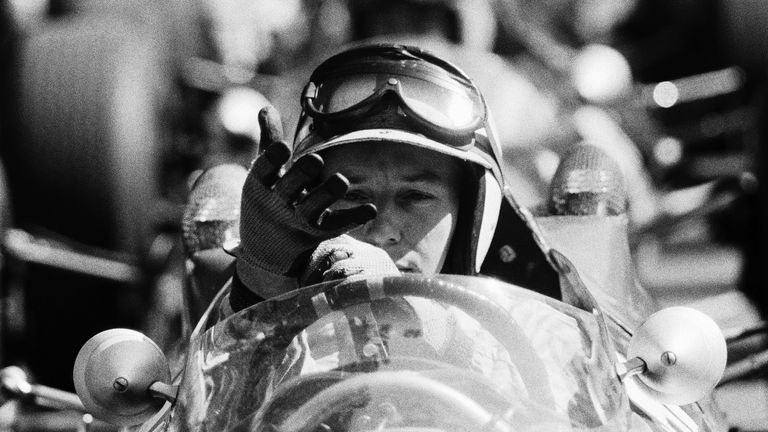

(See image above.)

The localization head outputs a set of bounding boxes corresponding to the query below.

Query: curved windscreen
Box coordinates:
[171,275,631,432]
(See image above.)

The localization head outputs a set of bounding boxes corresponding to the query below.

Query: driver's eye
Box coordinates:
[400,191,433,203]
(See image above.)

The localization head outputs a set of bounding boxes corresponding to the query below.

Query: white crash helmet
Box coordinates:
[292,43,504,274]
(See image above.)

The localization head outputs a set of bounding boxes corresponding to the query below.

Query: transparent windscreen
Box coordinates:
[173,275,630,432]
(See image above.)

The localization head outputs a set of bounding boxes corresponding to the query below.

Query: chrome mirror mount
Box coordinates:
[618,307,727,405]
[73,329,177,427]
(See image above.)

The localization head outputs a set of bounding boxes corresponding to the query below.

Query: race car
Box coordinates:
[71,212,729,432]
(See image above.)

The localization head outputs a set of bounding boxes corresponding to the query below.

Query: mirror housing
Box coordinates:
[73,328,173,426]
[625,306,727,405]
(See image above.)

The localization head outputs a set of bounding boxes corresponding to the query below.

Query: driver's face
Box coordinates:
[321,142,463,274]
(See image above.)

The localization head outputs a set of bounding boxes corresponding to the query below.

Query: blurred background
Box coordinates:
[1,0,768,430]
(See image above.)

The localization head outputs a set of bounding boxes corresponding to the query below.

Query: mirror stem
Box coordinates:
[148,381,179,403]
[617,357,647,382]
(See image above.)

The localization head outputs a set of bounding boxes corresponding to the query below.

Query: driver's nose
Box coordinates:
[361,205,401,248]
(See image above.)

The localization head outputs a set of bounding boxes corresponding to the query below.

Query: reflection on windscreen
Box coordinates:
[174,275,630,432]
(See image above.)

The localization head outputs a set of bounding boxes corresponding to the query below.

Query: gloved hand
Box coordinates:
[237,106,377,277]
[300,234,400,286]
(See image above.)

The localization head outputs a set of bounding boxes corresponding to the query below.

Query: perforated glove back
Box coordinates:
[236,106,376,277]
[300,234,400,285]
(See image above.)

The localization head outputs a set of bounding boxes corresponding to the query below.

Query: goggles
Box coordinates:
[295,44,488,147]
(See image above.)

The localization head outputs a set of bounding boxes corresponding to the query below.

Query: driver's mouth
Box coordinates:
[397,266,418,273]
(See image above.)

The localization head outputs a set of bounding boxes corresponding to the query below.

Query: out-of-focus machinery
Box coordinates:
[0,0,261,398]
[1,0,768,430]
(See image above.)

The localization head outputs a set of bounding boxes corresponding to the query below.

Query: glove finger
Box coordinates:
[301,247,352,286]
[295,173,349,222]
[317,204,377,231]
[258,105,285,151]
[251,141,291,187]
[273,153,324,202]
[329,249,352,262]
[323,259,362,281]
[297,174,377,229]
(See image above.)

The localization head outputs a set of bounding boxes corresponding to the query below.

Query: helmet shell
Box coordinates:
[293,43,504,274]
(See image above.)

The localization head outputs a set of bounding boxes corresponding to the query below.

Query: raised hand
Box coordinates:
[237,106,377,277]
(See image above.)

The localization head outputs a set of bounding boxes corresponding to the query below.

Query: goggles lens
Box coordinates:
[312,72,483,130]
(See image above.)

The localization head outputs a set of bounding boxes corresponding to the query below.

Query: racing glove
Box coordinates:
[300,234,400,285]
[237,106,377,278]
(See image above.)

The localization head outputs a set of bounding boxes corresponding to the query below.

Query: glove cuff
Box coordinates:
[229,269,267,313]
[233,258,300,307]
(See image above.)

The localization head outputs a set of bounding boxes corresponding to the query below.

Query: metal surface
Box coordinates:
[73,329,170,426]
[628,306,727,405]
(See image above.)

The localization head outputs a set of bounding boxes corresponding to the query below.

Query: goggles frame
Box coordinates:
[296,44,488,147]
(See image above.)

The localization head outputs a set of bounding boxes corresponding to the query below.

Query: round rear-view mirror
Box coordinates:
[627,306,727,405]
[73,328,170,426]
